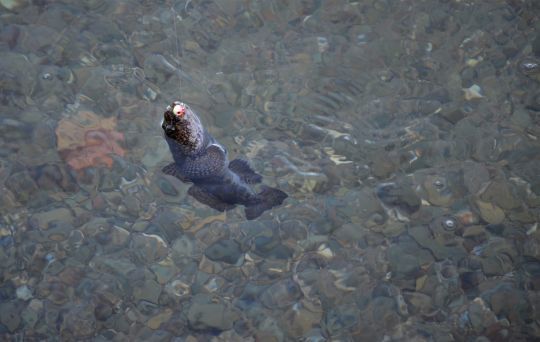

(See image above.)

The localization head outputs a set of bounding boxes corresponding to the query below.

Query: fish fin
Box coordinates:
[181,144,227,179]
[162,163,191,182]
[229,159,262,184]
[206,144,227,166]
[188,185,236,212]
[244,185,288,220]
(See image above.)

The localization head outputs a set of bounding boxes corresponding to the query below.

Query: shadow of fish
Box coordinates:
[161,101,287,220]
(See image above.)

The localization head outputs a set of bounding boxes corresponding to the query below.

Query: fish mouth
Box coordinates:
[162,101,191,139]
[167,101,187,117]
[163,101,185,124]
[163,101,187,129]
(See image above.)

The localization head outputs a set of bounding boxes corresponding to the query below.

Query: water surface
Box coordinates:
[1,0,540,340]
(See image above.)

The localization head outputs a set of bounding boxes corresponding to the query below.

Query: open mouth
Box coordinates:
[162,101,190,137]
[163,101,184,128]
[167,101,186,118]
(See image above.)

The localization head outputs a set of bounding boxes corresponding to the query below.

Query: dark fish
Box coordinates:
[161,101,287,220]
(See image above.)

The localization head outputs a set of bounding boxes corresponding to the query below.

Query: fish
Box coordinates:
[161,101,287,220]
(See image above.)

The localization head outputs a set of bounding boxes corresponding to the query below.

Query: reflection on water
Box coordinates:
[1,0,540,340]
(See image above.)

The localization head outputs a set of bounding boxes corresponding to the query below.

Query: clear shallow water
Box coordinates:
[1,0,540,340]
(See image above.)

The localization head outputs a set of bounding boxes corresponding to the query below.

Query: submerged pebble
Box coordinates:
[204,239,243,265]
[15,285,32,301]
[0,1,538,341]
[518,57,540,78]
[187,302,239,331]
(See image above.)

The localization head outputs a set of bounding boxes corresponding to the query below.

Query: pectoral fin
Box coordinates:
[229,159,262,184]
[162,163,191,182]
[188,185,236,211]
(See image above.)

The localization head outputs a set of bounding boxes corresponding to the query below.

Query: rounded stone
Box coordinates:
[16,285,33,301]
[131,233,168,263]
[204,239,242,265]
[187,303,239,331]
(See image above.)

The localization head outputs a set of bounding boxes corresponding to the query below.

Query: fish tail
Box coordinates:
[244,185,288,220]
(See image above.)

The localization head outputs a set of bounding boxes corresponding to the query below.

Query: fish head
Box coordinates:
[162,101,189,135]
[162,101,200,149]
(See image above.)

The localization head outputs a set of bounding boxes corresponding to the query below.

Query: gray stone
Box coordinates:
[171,235,200,262]
[150,257,178,285]
[533,33,540,58]
[280,301,323,338]
[109,226,130,247]
[404,292,433,315]
[156,176,179,196]
[94,256,136,278]
[0,302,21,332]
[510,109,532,131]
[481,180,521,210]
[131,233,168,263]
[21,299,42,329]
[204,239,242,264]
[80,217,112,237]
[5,171,38,204]
[131,220,150,232]
[124,195,141,217]
[28,207,74,230]
[477,238,517,276]
[16,285,32,301]
[376,182,421,214]
[485,283,529,322]
[260,278,302,309]
[475,199,505,225]
[334,223,366,242]
[440,108,466,125]
[468,298,497,333]
[422,175,456,207]
[409,225,467,261]
[463,161,490,194]
[187,303,238,331]
[133,278,162,304]
[323,304,358,336]
[388,235,435,276]
[371,297,400,328]
[146,309,173,330]
[60,303,96,339]
[371,154,398,179]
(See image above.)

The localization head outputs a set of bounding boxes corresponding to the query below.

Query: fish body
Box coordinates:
[161,101,287,220]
